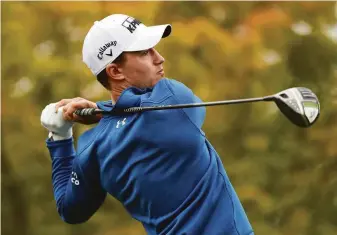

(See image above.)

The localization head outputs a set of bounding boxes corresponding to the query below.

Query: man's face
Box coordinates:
[120,48,165,89]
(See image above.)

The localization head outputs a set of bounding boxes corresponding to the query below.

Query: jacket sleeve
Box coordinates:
[46,138,106,224]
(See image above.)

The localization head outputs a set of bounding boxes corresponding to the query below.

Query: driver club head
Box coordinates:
[272,87,320,128]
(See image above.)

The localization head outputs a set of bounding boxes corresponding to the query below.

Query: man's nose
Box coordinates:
[152,48,165,65]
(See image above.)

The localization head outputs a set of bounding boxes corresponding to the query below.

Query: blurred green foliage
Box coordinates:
[2,2,337,235]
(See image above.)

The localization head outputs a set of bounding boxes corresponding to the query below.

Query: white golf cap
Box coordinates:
[82,14,172,75]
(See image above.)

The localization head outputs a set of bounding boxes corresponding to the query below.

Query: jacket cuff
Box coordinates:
[46,137,76,158]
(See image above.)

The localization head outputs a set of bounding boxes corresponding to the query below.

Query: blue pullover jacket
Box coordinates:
[46,78,254,235]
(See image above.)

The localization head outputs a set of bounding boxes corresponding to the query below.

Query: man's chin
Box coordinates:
[152,76,164,87]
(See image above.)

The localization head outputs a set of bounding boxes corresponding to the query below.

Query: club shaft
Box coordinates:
[75,96,275,116]
[137,97,269,111]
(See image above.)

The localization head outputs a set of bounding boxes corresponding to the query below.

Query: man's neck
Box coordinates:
[110,81,130,104]
[111,90,120,104]
[110,96,116,104]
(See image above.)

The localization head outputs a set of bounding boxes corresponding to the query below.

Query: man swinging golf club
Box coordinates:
[40,13,256,235]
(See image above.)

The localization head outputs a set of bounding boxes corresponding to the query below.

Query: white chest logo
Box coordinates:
[116,118,127,128]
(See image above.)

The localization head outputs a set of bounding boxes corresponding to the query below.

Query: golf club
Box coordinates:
[74,87,320,128]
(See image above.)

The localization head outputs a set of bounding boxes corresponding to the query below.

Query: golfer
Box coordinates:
[41,14,254,235]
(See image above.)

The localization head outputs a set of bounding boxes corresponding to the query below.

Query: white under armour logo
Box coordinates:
[116,118,126,128]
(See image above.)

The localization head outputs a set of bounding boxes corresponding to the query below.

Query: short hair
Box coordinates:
[96,53,125,90]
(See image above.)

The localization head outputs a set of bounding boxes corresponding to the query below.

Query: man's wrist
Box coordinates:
[48,130,73,141]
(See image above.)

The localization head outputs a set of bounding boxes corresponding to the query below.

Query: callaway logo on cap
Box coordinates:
[82,14,172,76]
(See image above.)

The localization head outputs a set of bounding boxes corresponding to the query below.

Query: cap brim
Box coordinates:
[124,24,171,52]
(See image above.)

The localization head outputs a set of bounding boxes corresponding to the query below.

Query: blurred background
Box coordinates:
[2,1,337,235]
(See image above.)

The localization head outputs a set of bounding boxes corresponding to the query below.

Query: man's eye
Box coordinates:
[141,50,149,55]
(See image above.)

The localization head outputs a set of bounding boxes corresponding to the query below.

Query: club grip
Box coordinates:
[74,108,99,116]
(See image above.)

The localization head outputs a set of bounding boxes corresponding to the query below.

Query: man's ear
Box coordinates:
[106,63,124,80]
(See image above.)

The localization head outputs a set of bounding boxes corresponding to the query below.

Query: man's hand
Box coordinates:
[41,103,74,140]
[55,97,101,125]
